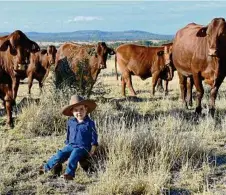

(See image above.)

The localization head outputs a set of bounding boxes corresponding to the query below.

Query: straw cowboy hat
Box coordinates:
[61,95,97,116]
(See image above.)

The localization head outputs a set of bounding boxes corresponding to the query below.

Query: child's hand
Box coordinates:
[89,145,97,156]
[89,151,94,157]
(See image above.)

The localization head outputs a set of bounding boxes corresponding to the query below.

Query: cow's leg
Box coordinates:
[27,75,33,95]
[121,76,126,97]
[164,80,169,96]
[4,93,14,128]
[5,100,13,128]
[126,74,136,96]
[187,77,193,107]
[38,80,43,95]
[178,72,188,109]
[122,72,136,96]
[12,77,20,100]
[152,72,161,96]
[209,76,225,116]
[156,78,164,92]
[192,73,204,114]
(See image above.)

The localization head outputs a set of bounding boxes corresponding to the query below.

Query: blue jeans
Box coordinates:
[44,144,88,177]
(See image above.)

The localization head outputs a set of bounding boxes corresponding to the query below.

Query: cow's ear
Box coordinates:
[157,51,164,56]
[0,40,10,51]
[196,26,208,37]
[108,48,115,55]
[30,41,40,53]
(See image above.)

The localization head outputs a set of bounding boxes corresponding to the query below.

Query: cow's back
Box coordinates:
[57,43,92,64]
[172,23,208,76]
[116,44,164,77]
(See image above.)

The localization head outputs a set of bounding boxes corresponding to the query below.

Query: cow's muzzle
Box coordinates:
[208,48,217,57]
[50,61,55,65]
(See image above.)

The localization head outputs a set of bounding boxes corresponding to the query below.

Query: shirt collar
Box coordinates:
[71,115,90,124]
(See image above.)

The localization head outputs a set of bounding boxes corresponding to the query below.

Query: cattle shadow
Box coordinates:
[0,97,40,118]
[136,89,151,94]
[161,188,191,195]
[96,96,208,125]
[98,95,180,104]
[14,97,40,114]
[136,89,174,95]
[97,96,149,104]
[111,96,149,103]
[97,104,202,129]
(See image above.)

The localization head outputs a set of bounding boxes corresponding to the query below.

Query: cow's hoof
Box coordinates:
[6,120,14,129]
[157,87,164,93]
[9,123,14,129]
[183,102,188,110]
[209,108,215,117]
[5,123,14,130]
[195,106,202,115]
[188,101,193,107]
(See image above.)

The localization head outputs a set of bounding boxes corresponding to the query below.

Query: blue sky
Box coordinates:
[1,1,226,35]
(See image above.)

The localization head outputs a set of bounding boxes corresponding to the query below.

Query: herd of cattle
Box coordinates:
[1,17,226,128]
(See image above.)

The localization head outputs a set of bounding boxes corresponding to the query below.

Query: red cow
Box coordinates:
[55,42,115,95]
[25,45,57,94]
[115,44,173,97]
[172,18,226,115]
[0,30,40,127]
[156,42,174,95]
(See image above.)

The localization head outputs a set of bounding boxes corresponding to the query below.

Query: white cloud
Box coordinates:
[67,16,102,23]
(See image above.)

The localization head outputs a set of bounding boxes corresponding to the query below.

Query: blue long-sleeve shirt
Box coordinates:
[64,116,98,151]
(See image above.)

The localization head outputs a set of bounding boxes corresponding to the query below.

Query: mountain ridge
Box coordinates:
[0,30,174,42]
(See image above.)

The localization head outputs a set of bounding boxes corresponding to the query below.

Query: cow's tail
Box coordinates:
[115,54,118,80]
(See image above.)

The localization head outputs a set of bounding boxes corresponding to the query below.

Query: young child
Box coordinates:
[39,94,98,180]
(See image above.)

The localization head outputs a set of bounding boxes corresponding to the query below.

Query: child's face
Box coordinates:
[72,104,88,121]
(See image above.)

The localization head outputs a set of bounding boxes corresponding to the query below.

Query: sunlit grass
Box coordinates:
[1,58,226,194]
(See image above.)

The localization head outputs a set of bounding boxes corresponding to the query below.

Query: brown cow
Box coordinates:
[157,42,194,105]
[0,30,40,127]
[172,18,226,115]
[115,44,173,97]
[25,45,57,95]
[156,42,174,95]
[0,71,14,127]
[55,42,115,95]
[0,30,40,99]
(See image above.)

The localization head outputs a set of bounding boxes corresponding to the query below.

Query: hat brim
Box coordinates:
[61,100,97,116]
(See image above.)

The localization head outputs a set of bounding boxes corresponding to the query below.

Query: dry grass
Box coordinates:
[1,58,226,194]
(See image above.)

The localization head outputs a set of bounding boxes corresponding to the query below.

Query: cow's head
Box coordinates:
[196,18,226,57]
[96,42,115,69]
[0,30,40,70]
[158,46,174,81]
[46,45,57,65]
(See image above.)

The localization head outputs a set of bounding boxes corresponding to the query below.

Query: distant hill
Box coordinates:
[0,30,174,42]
